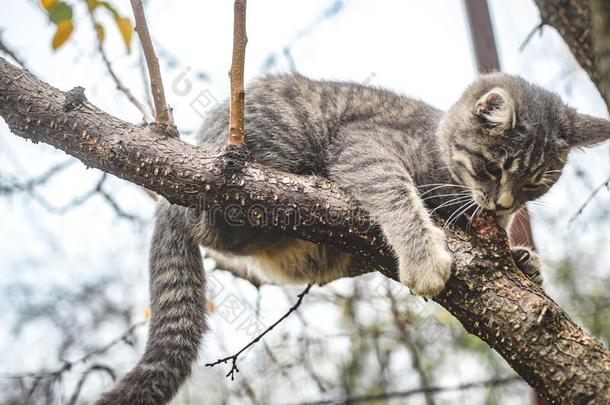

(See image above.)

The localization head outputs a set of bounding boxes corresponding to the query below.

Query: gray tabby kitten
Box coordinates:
[97,73,610,404]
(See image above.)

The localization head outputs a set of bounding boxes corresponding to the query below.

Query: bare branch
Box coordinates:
[518,23,545,52]
[297,375,522,405]
[85,4,154,123]
[228,0,248,145]
[4,170,145,223]
[0,160,73,194]
[129,0,171,124]
[0,321,146,381]
[0,30,27,69]
[67,364,116,405]
[387,287,435,405]
[206,283,313,379]
[569,173,610,223]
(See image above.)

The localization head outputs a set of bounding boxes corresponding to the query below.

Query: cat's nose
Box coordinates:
[495,202,512,211]
[496,192,515,209]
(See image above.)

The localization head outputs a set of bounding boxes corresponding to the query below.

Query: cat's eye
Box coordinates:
[523,183,541,191]
[484,161,502,178]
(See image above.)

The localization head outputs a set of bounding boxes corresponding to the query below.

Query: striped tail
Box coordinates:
[96,200,207,405]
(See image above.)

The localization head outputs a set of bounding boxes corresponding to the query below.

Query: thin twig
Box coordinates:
[129,0,171,124]
[228,0,248,145]
[206,283,313,380]
[387,286,436,405]
[85,3,153,123]
[15,172,144,223]
[0,160,73,194]
[66,364,115,405]
[297,376,522,405]
[0,31,27,69]
[569,173,610,223]
[518,22,545,52]
[0,321,146,380]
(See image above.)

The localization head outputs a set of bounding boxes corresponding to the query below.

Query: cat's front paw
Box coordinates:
[399,228,452,297]
[511,247,543,285]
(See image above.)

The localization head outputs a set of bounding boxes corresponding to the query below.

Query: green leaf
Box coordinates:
[48,2,73,24]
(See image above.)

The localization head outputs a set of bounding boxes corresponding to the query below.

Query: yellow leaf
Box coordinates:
[143,307,151,320]
[52,20,73,50]
[86,0,98,10]
[41,0,58,11]
[95,22,105,42]
[115,17,133,53]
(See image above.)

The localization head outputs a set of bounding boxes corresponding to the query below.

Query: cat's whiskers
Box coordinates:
[527,200,553,211]
[446,201,477,230]
[444,200,477,230]
[418,183,469,188]
[422,191,471,202]
[429,196,473,215]
[466,204,482,234]
[418,184,469,197]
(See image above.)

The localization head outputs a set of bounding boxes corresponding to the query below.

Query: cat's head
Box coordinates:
[437,73,609,216]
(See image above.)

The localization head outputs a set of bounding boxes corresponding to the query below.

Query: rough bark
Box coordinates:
[534,0,610,107]
[228,0,247,145]
[1,57,610,403]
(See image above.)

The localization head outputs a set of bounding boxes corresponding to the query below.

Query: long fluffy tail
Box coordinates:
[96,200,207,405]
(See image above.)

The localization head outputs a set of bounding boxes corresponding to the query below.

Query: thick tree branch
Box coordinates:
[534,0,610,107]
[590,0,610,111]
[1,57,609,403]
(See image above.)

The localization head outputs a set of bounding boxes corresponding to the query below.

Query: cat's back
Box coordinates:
[196,74,437,173]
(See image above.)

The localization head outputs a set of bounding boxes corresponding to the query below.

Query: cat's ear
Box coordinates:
[474,88,516,134]
[564,113,610,148]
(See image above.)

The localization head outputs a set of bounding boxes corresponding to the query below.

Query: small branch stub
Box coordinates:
[228,0,248,145]
[63,86,87,112]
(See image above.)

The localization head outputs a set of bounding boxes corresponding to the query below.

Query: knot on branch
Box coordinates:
[63,86,87,112]
[149,122,179,138]
[219,144,251,177]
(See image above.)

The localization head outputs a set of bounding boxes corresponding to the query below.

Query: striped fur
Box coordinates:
[98,73,609,403]
[96,201,206,404]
